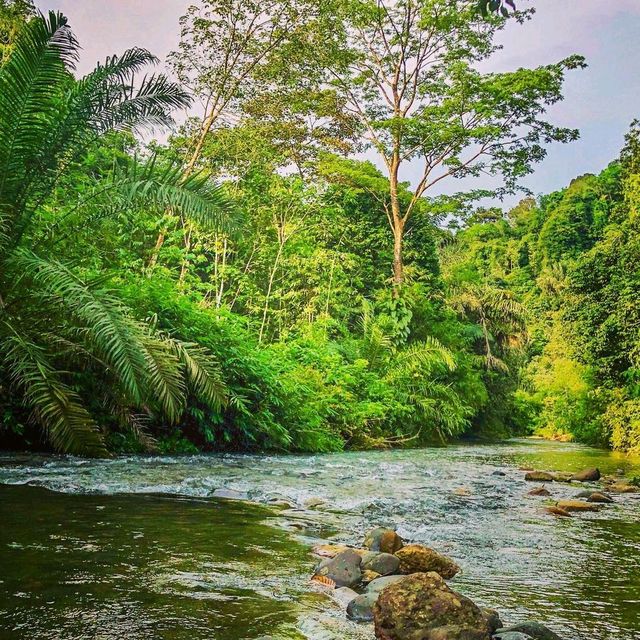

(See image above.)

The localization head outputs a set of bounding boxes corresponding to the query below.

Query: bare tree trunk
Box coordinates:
[258,242,284,344]
[389,162,405,295]
[147,229,166,273]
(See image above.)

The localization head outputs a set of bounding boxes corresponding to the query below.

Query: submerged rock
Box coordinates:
[347,592,379,622]
[363,552,401,576]
[570,467,600,482]
[546,506,571,518]
[496,621,562,640]
[395,544,460,579]
[555,500,601,513]
[373,572,492,640]
[363,528,404,554]
[608,483,637,494]
[525,471,555,482]
[315,549,362,588]
[492,470,507,477]
[528,486,551,497]
[494,633,535,640]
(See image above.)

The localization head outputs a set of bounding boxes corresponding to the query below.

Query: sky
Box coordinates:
[35,0,640,207]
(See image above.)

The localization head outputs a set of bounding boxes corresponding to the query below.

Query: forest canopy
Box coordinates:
[0,1,638,457]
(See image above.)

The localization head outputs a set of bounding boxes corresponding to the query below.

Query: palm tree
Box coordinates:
[450,283,526,372]
[0,12,234,456]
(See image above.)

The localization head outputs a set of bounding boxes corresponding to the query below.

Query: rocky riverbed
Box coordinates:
[0,439,639,639]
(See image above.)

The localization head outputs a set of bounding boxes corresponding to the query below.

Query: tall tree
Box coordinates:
[321,0,584,292]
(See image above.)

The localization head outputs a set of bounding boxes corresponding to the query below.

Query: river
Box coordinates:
[0,439,638,640]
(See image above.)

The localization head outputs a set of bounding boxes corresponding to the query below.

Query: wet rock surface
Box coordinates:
[373,572,492,640]
[347,592,378,622]
[395,544,460,579]
[316,549,362,587]
[362,552,401,576]
[363,527,404,553]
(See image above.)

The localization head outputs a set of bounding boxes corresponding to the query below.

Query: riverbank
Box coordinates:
[1,440,639,639]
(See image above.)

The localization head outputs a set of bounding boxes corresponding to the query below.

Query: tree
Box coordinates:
[0,12,231,455]
[0,0,34,64]
[320,0,583,292]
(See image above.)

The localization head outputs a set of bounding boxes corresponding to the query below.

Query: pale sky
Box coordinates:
[35,1,640,205]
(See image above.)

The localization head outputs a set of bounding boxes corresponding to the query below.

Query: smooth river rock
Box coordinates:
[525,471,555,482]
[395,544,460,579]
[373,572,492,640]
[366,575,406,594]
[586,491,613,503]
[555,500,601,513]
[347,592,379,622]
[496,621,563,640]
[315,549,362,587]
[363,528,404,554]
[569,467,600,482]
[363,552,401,576]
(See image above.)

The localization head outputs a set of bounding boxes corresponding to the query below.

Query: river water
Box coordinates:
[0,439,638,640]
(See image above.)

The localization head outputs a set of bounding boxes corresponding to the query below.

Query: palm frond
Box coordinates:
[10,250,150,405]
[0,323,108,456]
[0,11,77,235]
[171,340,227,410]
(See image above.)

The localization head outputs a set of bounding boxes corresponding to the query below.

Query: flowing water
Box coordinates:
[0,439,638,640]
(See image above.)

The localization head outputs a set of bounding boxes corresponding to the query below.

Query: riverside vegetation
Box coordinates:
[0,2,639,461]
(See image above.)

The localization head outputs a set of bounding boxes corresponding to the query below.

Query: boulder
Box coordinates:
[525,471,555,482]
[492,470,507,477]
[364,528,404,554]
[366,575,406,595]
[551,472,573,483]
[494,634,535,640]
[546,506,571,518]
[482,608,503,634]
[347,592,379,622]
[587,492,613,503]
[570,467,600,482]
[395,544,460,579]
[496,621,562,640]
[373,572,492,640]
[555,500,601,513]
[528,486,551,497]
[333,586,358,608]
[363,552,401,576]
[315,549,362,588]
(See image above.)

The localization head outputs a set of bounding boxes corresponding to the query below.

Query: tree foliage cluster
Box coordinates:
[3,2,633,457]
[444,125,640,454]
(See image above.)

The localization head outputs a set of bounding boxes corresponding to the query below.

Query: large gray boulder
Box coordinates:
[347,592,379,622]
[363,552,401,576]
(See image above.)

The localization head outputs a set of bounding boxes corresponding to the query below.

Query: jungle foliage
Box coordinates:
[0,2,637,456]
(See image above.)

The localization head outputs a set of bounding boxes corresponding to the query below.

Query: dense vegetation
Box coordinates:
[0,1,637,457]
